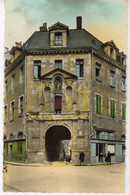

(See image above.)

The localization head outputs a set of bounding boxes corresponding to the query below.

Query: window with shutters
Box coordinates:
[55,96,62,114]
[19,95,24,117]
[110,71,115,87]
[34,61,41,79]
[96,94,101,115]
[122,103,126,120]
[4,105,8,124]
[110,99,115,118]
[11,74,15,90]
[96,63,101,81]
[10,101,15,121]
[20,66,24,84]
[122,76,126,92]
[5,80,8,94]
[76,59,84,77]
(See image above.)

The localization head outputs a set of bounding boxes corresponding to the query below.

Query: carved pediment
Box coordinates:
[103,40,118,50]
[49,22,69,31]
[40,68,77,80]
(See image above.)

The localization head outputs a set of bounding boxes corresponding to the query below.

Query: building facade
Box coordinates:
[4,17,126,163]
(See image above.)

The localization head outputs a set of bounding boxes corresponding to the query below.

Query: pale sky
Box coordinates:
[5,0,128,53]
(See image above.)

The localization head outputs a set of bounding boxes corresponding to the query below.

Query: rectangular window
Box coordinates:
[34,61,41,79]
[4,105,8,124]
[5,80,8,94]
[20,66,24,84]
[54,32,62,46]
[110,99,115,118]
[18,143,22,155]
[11,74,15,90]
[10,101,15,121]
[96,63,101,81]
[110,71,115,87]
[96,94,101,115]
[122,103,126,120]
[76,59,84,77]
[55,60,62,69]
[19,96,24,117]
[122,76,126,91]
[96,131,114,140]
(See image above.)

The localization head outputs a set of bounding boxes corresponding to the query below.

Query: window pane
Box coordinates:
[76,60,84,77]
[122,77,126,91]
[110,71,115,87]
[55,60,62,69]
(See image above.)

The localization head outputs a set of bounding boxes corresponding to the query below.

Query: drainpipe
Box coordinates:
[24,54,28,163]
[89,49,94,163]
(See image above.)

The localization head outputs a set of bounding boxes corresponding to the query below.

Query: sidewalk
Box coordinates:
[4,161,112,167]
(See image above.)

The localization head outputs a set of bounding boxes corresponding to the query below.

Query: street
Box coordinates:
[3,163,125,193]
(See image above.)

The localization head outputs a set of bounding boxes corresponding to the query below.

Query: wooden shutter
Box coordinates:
[96,95,101,115]
[122,104,126,120]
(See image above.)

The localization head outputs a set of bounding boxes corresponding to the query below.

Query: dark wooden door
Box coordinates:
[55,96,62,113]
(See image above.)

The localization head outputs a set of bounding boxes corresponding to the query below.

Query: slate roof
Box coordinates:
[22,29,104,53]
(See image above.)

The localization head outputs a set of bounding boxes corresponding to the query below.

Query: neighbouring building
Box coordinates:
[4,17,126,163]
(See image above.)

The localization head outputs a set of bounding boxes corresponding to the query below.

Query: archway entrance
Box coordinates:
[45,126,71,162]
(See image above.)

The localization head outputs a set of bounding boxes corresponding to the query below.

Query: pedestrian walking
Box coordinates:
[79,152,85,166]
[105,151,111,165]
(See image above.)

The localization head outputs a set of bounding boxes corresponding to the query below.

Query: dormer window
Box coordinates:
[54,32,62,46]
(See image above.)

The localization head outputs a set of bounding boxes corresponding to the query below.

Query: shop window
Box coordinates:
[122,76,126,92]
[34,61,41,79]
[4,105,8,124]
[76,59,84,77]
[122,103,126,120]
[19,96,24,117]
[5,80,8,94]
[20,66,24,84]
[110,99,115,118]
[110,71,115,87]
[55,60,62,69]
[54,32,63,46]
[55,96,62,114]
[18,143,22,155]
[96,63,101,81]
[96,94,101,115]
[11,74,15,90]
[10,101,15,121]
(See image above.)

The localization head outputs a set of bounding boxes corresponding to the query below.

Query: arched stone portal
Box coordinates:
[45,126,71,162]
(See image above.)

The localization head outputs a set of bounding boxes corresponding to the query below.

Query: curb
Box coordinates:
[4,161,113,167]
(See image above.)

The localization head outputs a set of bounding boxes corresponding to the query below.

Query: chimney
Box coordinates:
[76,16,82,29]
[40,23,47,31]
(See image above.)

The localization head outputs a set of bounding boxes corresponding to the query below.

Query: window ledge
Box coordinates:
[78,77,84,80]
[18,115,23,118]
[33,78,40,81]
[96,79,102,82]
[110,85,115,88]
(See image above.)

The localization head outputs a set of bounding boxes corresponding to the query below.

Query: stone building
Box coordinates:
[4,17,126,163]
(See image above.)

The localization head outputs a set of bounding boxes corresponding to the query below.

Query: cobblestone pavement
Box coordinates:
[3,163,125,193]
